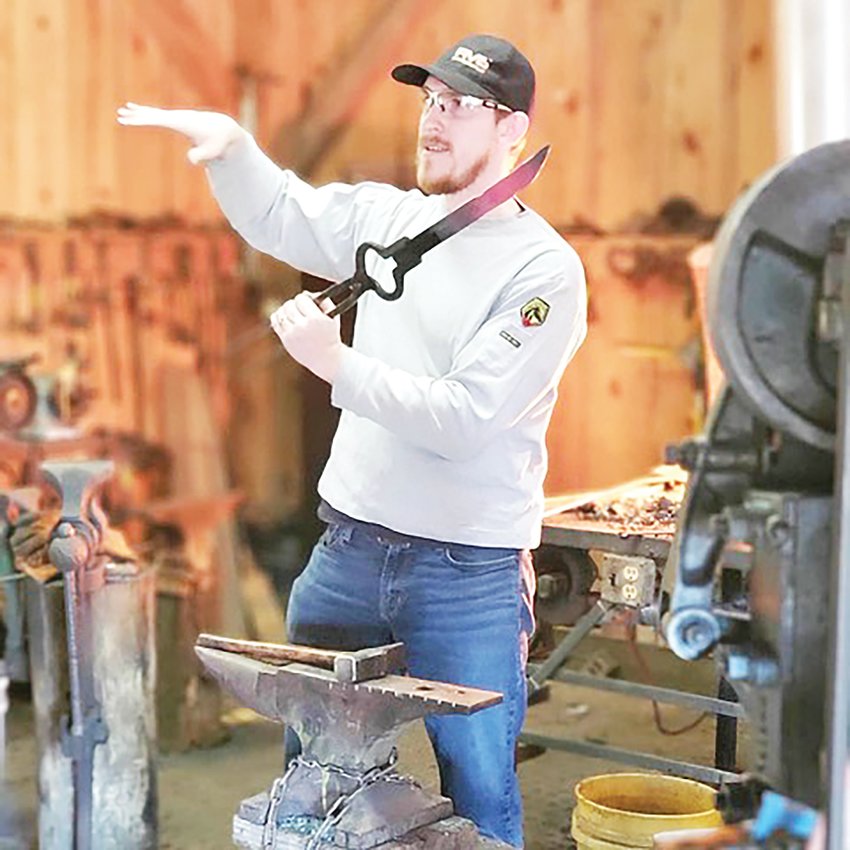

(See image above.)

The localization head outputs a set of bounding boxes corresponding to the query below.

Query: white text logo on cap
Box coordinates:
[451,46,490,74]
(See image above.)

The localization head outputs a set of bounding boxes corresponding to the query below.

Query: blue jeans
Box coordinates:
[285,515,535,848]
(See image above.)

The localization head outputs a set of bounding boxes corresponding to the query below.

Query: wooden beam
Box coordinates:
[132,0,233,111]
[270,0,439,176]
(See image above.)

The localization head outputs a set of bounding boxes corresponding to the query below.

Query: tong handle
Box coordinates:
[354,238,415,301]
[316,279,362,318]
[316,237,417,317]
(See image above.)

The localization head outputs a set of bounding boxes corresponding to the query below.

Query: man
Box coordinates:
[118,33,586,847]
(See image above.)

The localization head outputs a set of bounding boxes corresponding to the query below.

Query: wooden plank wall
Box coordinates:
[545,234,703,494]
[264,0,778,231]
[0,226,239,439]
[0,0,779,508]
[0,0,776,230]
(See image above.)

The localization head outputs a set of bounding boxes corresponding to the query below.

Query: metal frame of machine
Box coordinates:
[527,141,850,847]
[662,141,850,846]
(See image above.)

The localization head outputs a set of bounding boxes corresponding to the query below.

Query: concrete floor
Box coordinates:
[2,568,728,848]
[3,652,724,849]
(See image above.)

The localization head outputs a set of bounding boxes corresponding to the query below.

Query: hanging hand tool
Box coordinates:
[0,358,39,433]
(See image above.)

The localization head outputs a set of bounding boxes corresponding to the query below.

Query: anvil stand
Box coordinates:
[29,460,157,850]
[0,658,27,849]
[195,638,511,849]
[42,461,112,850]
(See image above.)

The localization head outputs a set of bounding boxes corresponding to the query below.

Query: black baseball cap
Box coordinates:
[391,34,535,114]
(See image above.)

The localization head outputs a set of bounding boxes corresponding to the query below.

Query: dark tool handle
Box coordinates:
[352,238,418,300]
[317,237,417,317]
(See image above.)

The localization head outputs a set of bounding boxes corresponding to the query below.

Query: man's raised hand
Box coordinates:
[116,102,245,164]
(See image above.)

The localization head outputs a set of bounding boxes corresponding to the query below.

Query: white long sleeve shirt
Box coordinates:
[208,134,587,548]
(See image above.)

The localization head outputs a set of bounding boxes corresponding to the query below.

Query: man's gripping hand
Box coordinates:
[116,103,245,164]
[270,293,344,384]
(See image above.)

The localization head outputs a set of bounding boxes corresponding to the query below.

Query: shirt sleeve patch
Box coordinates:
[520,297,550,327]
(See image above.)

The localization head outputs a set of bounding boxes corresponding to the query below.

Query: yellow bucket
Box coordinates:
[571,773,723,849]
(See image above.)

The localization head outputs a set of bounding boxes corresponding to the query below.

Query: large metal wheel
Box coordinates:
[707,140,850,451]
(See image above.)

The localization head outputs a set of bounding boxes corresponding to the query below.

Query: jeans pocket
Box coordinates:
[442,544,519,569]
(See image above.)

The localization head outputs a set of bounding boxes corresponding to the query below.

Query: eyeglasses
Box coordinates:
[420,88,512,118]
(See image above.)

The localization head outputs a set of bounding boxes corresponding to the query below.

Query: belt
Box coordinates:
[317,501,449,548]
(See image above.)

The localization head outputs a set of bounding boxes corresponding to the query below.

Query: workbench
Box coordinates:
[521,503,741,786]
[541,511,672,561]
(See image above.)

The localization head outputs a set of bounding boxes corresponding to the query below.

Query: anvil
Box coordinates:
[195,642,502,849]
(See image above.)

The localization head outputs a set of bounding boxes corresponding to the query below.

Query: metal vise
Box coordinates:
[195,635,505,849]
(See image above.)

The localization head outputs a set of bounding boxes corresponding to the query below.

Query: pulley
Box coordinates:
[707,140,850,451]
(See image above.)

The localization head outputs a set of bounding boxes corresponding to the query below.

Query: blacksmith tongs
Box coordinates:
[317,145,550,317]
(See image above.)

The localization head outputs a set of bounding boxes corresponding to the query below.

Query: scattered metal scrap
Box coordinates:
[547,465,687,538]
[570,489,681,536]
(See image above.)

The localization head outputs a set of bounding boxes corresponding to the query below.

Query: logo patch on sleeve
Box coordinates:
[520,297,550,327]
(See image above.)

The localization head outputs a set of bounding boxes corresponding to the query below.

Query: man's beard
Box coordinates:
[416,148,489,195]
